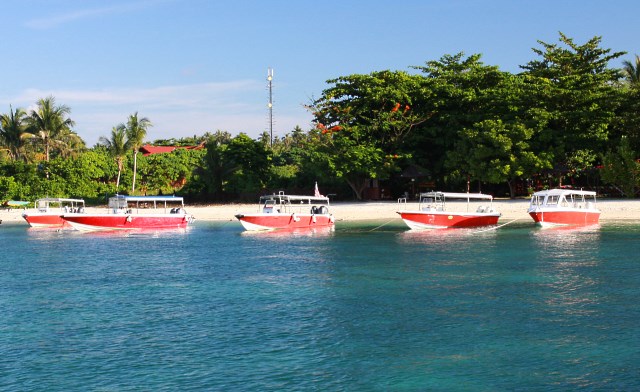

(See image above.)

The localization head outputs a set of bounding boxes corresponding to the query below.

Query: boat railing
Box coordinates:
[259,194,330,215]
[107,195,187,215]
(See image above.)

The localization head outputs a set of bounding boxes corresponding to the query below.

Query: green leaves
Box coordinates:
[310,70,429,198]
[601,137,640,198]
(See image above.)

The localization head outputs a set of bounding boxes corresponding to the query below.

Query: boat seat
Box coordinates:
[476,206,486,213]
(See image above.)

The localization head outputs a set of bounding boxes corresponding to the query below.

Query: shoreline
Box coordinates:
[2,198,639,225]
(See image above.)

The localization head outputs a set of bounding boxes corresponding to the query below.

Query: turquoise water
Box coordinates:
[1,220,639,391]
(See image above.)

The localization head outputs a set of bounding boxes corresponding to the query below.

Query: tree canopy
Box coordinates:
[1,32,639,202]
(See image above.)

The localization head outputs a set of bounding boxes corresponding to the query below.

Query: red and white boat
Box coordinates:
[235,191,335,231]
[527,188,600,227]
[397,191,501,230]
[22,198,85,228]
[62,195,194,231]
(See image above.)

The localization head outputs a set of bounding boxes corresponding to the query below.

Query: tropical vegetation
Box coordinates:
[2,33,640,204]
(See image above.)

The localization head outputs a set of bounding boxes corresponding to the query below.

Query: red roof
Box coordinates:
[140,142,205,156]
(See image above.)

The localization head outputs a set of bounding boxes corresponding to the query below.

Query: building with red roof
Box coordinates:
[139,142,206,156]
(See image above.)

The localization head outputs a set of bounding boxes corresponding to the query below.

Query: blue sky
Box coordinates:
[1,0,638,146]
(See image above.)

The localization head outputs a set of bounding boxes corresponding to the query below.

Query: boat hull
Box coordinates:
[62,213,192,231]
[397,211,501,230]
[235,213,334,231]
[22,213,68,228]
[528,209,600,227]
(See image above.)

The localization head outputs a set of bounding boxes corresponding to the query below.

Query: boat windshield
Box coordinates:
[530,190,598,209]
[108,195,185,214]
[258,193,330,214]
[35,198,85,212]
[417,192,493,212]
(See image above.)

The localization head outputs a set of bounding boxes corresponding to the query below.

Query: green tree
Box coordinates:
[143,148,204,195]
[520,33,625,185]
[56,127,85,158]
[124,112,152,194]
[613,82,640,151]
[622,54,640,85]
[0,176,20,200]
[99,126,129,190]
[448,119,552,197]
[0,105,28,162]
[223,133,271,199]
[409,53,506,186]
[310,70,429,199]
[600,137,640,198]
[435,66,554,196]
[265,126,331,191]
[47,150,111,199]
[24,96,78,162]
[198,131,234,201]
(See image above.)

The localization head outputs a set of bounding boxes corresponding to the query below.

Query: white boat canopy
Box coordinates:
[36,197,85,204]
[108,195,185,212]
[419,192,494,200]
[112,195,185,203]
[259,193,330,204]
[530,189,596,197]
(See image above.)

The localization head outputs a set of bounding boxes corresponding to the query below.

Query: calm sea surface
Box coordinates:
[1,219,640,391]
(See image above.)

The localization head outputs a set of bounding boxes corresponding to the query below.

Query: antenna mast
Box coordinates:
[267,67,274,147]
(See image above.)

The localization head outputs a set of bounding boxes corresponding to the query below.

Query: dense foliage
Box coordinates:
[2,33,640,203]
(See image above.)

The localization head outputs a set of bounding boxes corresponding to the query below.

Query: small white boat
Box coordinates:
[22,198,85,228]
[397,191,501,230]
[527,188,600,227]
[235,191,335,231]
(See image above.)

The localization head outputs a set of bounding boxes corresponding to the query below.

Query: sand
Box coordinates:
[2,198,638,225]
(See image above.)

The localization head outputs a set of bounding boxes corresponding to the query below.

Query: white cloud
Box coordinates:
[24,0,171,29]
[14,80,260,110]
[3,81,312,146]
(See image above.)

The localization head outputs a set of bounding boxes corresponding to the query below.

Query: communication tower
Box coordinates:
[267,67,274,147]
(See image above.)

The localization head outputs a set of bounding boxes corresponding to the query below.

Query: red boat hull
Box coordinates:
[235,213,334,231]
[528,210,600,226]
[22,213,68,228]
[62,213,192,231]
[397,211,500,230]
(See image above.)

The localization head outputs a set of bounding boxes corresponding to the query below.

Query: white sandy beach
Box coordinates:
[2,198,639,225]
[184,199,640,222]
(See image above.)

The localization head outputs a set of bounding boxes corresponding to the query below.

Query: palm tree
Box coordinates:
[622,54,640,85]
[56,127,85,158]
[99,125,129,189]
[124,112,152,193]
[24,96,76,161]
[0,105,28,161]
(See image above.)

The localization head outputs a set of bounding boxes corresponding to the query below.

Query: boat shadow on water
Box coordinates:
[25,226,192,240]
[531,223,602,249]
[239,225,335,239]
[396,226,499,245]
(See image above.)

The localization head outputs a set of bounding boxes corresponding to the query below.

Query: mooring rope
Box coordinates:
[472,218,520,234]
[368,219,396,232]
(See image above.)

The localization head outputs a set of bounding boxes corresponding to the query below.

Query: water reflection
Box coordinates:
[532,224,601,253]
[240,226,335,240]
[26,226,191,240]
[396,227,497,246]
[531,225,602,319]
[25,227,68,240]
